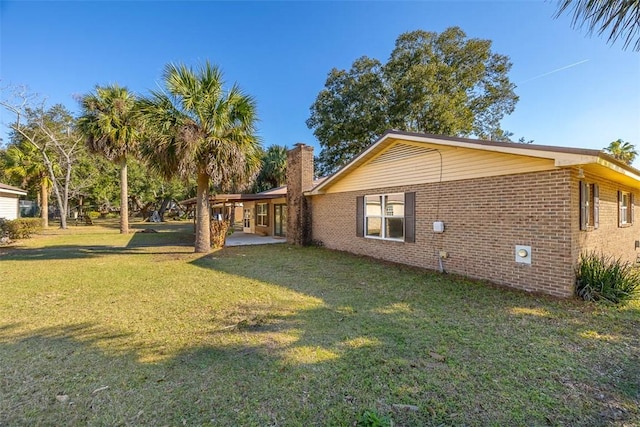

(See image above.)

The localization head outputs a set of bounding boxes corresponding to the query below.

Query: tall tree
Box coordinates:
[307,27,518,174]
[3,138,52,226]
[138,62,261,253]
[1,88,82,229]
[604,138,637,164]
[78,85,140,234]
[555,0,640,51]
[254,145,288,192]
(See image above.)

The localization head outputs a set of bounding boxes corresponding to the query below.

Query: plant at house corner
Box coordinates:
[575,251,640,305]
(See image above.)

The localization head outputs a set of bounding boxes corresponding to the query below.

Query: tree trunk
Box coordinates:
[158,197,171,221]
[40,177,49,228]
[140,202,154,221]
[194,171,211,253]
[120,158,129,234]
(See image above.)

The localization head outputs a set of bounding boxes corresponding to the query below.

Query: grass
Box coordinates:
[1,221,638,426]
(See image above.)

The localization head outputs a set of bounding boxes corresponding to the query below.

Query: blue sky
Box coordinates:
[1,1,639,165]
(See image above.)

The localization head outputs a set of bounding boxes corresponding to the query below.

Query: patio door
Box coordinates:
[274,204,286,237]
[243,208,252,233]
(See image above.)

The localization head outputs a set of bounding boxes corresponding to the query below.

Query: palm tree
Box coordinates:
[604,139,637,164]
[555,0,640,51]
[254,145,287,191]
[78,85,140,234]
[138,62,261,253]
[4,140,52,227]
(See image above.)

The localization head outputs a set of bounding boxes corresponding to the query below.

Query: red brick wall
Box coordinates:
[571,170,640,265]
[311,169,576,297]
[287,144,314,245]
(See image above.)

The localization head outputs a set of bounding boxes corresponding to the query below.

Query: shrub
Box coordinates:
[210,220,231,248]
[357,409,392,427]
[0,217,43,240]
[576,251,640,305]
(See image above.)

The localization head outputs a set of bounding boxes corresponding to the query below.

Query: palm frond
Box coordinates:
[78,84,140,161]
[556,0,640,50]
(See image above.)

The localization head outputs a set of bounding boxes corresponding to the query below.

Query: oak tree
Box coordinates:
[307,27,519,174]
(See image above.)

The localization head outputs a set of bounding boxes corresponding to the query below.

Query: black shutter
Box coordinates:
[356,196,364,237]
[580,181,587,230]
[404,192,415,243]
[593,184,599,229]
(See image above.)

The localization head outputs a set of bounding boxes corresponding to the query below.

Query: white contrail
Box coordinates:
[518,59,590,84]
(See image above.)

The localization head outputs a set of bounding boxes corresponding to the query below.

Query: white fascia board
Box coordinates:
[596,158,640,184]
[0,189,27,196]
[392,133,573,161]
[553,155,601,167]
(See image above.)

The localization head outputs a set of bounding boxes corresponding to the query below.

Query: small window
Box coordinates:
[256,203,268,227]
[364,193,404,240]
[580,181,599,230]
[619,191,634,226]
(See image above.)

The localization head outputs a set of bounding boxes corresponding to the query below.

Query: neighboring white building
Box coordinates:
[0,183,28,220]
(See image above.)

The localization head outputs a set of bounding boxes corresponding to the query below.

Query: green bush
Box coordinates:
[357,409,392,427]
[576,251,640,305]
[0,217,43,240]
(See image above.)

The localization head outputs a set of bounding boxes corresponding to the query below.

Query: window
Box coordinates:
[580,181,599,230]
[256,203,268,227]
[618,191,634,226]
[364,193,404,240]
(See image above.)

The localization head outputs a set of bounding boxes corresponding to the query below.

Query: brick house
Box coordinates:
[0,183,27,220]
[288,130,640,298]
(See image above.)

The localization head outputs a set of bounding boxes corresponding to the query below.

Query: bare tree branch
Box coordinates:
[1,86,81,228]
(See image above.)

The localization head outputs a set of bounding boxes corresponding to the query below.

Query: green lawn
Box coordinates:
[1,222,638,426]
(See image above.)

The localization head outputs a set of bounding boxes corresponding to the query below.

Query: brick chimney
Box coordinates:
[286,143,314,245]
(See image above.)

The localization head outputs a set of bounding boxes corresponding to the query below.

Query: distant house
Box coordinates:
[0,183,28,220]
[285,130,640,298]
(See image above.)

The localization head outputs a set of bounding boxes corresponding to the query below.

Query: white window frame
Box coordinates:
[580,181,599,230]
[256,203,268,227]
[364,193,404,241]
[619,191,633,226]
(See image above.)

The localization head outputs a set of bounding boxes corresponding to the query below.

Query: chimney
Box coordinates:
[286,143,314,245]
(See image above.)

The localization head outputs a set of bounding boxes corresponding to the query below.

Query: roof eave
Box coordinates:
[0,189,28,196]
[308,131,640,194]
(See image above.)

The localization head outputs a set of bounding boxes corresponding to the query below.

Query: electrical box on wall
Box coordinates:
[515,245,532,264]
[433,221,445,233]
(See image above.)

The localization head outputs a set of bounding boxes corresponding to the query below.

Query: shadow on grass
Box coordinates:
[188,244,640,425]
[0,318,433,426]
[3,223,195,261]
[2,243,195,261]
[2,242,638,425]
[1,244,125,260]
[125,220,194,248]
